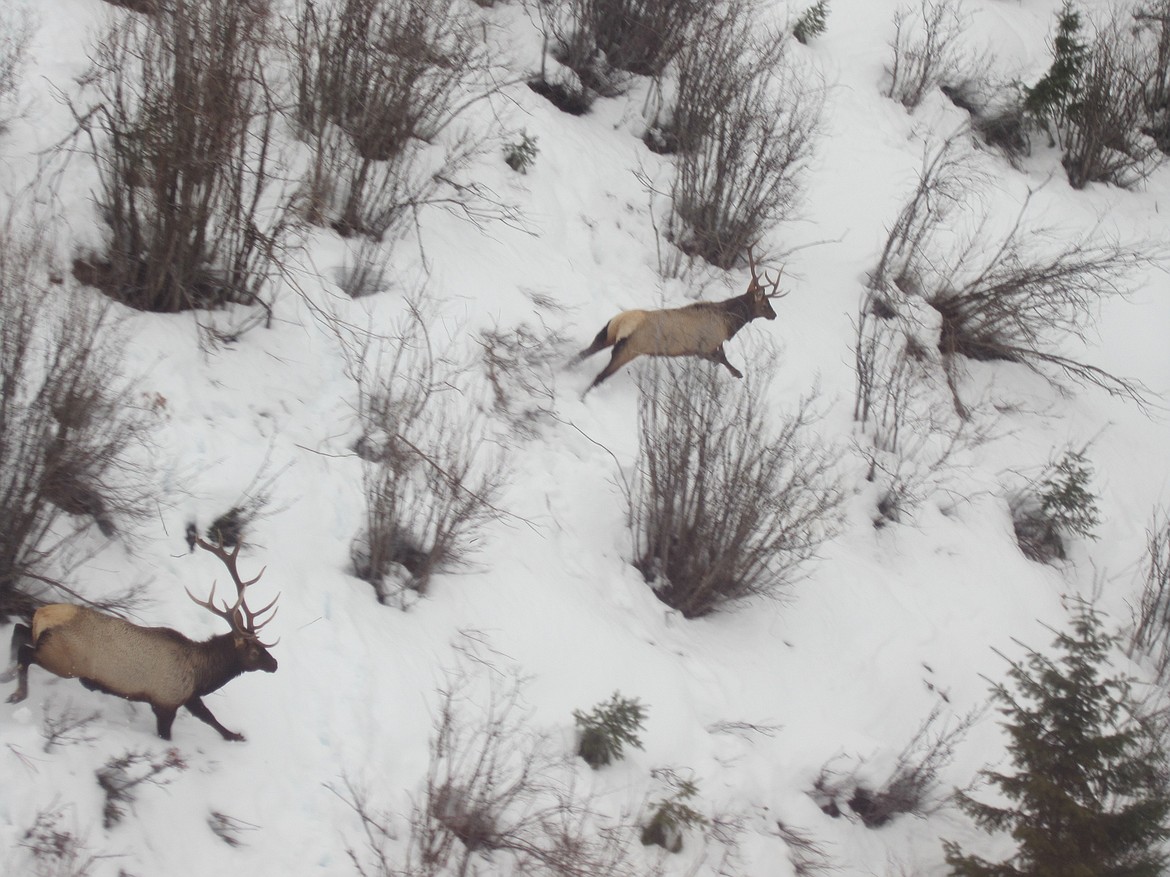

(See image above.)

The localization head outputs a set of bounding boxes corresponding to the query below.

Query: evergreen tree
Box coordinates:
[793,1,830,45]
[945,601,1170,877]
[1038,450,1099,540]
[1024,1,1088,139]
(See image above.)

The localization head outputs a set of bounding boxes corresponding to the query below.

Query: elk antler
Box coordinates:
[746,245,788,299]
[189,537,279,645]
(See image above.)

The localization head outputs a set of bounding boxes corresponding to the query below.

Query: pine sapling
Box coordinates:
[793,1,830,45]
[1023,0,1087,143]
[574,692,646,769]
[944,601,1170,877]
[641,776,707,853]
[1038,449,1099,539]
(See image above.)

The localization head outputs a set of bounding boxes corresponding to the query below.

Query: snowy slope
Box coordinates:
[2,0,1170,875]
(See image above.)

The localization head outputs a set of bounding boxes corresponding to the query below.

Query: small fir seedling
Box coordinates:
[574,692,646,769]
[641,777,707,853]
[1023,1,1087,131]
[1038,449,1099,540]
[504,131,539,174]
[793,0,830,45]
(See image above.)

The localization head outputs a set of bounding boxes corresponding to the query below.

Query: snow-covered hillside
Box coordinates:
[2,0,1169,874]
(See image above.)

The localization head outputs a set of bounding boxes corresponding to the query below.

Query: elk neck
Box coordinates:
[719,294,756,337]
[192,632,249,696]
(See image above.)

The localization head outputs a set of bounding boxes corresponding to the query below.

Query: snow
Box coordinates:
[2,0,1169,874]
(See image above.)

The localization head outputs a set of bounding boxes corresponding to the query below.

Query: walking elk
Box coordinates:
[576,247,786,394]
[3,538,278,741]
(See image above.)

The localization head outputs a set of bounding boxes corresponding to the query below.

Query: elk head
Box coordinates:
[189,537,279,673]
[745,245,787,321]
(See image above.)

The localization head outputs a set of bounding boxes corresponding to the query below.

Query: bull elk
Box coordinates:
[3,538,278,741]
[576,247,787,394]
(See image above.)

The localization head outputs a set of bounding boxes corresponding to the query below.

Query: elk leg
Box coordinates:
[4,624,33,702]
[152,704,178,740]
[576,323,613,361]
[585,339,635,395]
[184,696,244,742]
[710,346,743,379]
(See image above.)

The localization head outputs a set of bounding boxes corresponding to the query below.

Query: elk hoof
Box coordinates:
[225,731,246,742]
[731,369,743,379]
[7,690,28,704]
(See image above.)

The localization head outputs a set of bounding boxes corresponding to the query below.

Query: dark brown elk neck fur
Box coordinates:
[707,293,759,337]
[191,632,252,696]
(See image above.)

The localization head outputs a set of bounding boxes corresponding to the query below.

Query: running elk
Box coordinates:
[576,248,786,394]
[3,538,278,741]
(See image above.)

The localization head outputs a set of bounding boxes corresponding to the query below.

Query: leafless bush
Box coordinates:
[16,804,101,877]
[865,137,1156,418]
[289,0,497,241]
[40,700,102,752]
[0,5,34,132]
[552,0,706,79]
[627,358,844,618]
[1131,512,1170,683]
[0,217,155,618]
[1062,15,1164,189]
[203,451,288,549]
[885,0,977,110]
[664,3,823,267]
[339,672,641,877]
[337,237,393,299]
[852,290,979,526]
[813,705,979,828]
[477,321,566,438]
[929,195,1157,405]
[773,822,834,877]
[96,748,187,829]
[207,811,259,847]
[530,0,625,108]
[74,0,290,316]
[348,306,509,602]
[1137,0,1170,149]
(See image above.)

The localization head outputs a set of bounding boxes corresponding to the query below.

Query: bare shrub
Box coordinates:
[203,452,288,549]
[565,0,707,78]
[865,137,1157,417]
[530,0,625,108]
[884,0,978,110]
[289,0,497,241]
[928,194,1157,405]
[773,822,834,877]
[96,748,187,829]
[1062,15,1164,189]
[337,237,393,299]
[852,290,979,525]
[813,705,978,828]
[665,3,823,267]
[0,5,34,132]
[339,671,642,877]
[74,0,290,316]
[0,217,155,618]
[16,804,101,877]
[626,357,843,618]
[40,700,102,752]
[348,306,509,602]
[476,321,566,438]
[1137,0,1170,149]
[1130,511,1170,684]
[207,811,259,847]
